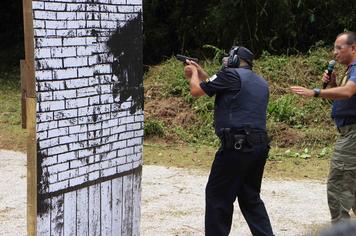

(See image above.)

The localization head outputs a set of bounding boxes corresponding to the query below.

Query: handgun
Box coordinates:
[176,54,199,64]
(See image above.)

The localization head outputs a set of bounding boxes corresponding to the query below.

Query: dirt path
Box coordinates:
[0,150,331,236]
[0,150,27,236]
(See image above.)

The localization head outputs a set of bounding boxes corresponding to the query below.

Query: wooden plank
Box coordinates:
[27,97,37,236]
[101,181,112,236]
[132,170,142,236]
[112,177,123,235]
[50,195,65,236]
[122,174,133,236]
[37,200,51,236]
[22,0,35,98]
[23,0,36,233]
[77,188,89,235]
[89,184,101,236]
[64,192,77,236]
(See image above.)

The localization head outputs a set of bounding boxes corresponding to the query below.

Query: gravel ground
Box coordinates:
[0,150,331,236]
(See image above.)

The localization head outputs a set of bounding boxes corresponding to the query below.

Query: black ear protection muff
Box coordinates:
[227,46,240,68]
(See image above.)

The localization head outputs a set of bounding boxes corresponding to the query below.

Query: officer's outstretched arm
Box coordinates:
[184,65,206,97]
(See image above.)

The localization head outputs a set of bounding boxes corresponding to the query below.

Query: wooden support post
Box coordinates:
[22,0,35,98]
[27,97,37,236]
[22,0,36,235]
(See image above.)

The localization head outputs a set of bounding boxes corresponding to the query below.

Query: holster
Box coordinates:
[220,127,269,152]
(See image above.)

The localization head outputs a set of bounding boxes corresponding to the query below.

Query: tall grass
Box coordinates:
[0,67,27,151]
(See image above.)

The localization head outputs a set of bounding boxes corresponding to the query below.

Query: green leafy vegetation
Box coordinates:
[143,0,355,64]
[0,68,27,151]
[144,117,166,137]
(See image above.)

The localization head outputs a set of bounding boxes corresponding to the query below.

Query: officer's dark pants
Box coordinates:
[205,143,274,236]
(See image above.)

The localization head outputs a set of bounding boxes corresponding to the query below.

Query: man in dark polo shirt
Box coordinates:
[184,46,274,236]
[291,31,356,223]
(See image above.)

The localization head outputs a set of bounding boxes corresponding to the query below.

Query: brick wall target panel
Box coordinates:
[27,0,143,235]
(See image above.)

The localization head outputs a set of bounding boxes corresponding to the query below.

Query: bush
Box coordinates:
[268,94,304,126]
[144,118,165,137]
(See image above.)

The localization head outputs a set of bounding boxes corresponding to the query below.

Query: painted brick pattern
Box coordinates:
[33,0,143,194]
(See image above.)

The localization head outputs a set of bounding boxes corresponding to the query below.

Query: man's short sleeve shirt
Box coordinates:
[199,68,241,97]
[349,61,356,83]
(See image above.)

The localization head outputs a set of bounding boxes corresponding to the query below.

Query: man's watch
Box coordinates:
[313,88,321,97]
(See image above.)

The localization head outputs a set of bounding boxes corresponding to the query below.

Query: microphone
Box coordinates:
[323,60,336,89]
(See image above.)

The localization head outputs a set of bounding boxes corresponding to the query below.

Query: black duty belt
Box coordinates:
[219,127,269,152]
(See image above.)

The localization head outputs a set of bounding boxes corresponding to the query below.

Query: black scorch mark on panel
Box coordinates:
[53,196,64,235]
[107,13,144,114]
[37,141,51,216]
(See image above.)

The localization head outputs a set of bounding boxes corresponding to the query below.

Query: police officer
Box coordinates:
[291,31,356,223]
[184,46,275,236]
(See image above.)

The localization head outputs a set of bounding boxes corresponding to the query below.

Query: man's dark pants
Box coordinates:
[205,143,274,236]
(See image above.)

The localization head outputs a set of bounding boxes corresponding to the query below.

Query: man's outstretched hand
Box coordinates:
[290,86,314,97]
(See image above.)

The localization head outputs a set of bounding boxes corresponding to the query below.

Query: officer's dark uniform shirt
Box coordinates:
[332,61,356,127]
[200,66,269,134]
